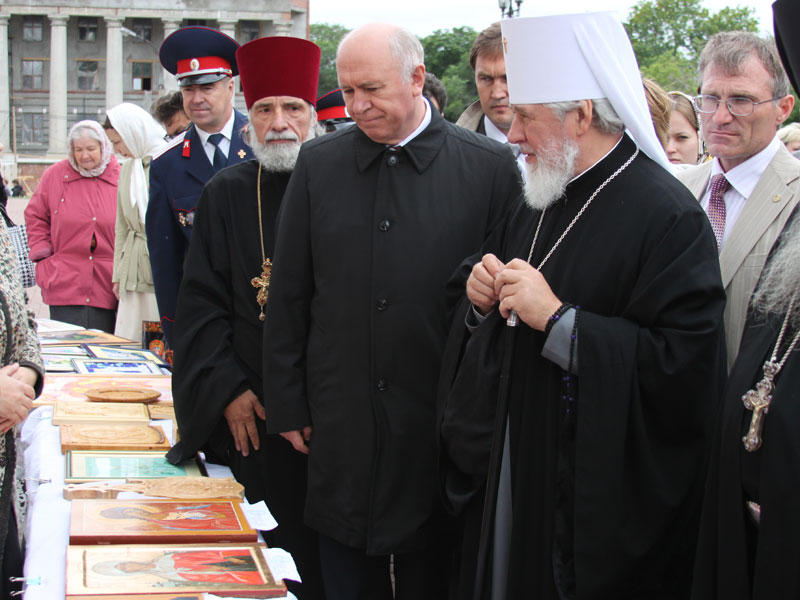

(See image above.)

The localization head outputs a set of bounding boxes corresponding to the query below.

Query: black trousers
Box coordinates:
[317,520,453,600]
[1,515,22,600]
[49,305,116,334]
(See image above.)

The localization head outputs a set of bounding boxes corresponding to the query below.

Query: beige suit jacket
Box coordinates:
[677,144,800,369]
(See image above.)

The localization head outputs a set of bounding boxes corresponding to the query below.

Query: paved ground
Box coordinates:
[6,194,49,319]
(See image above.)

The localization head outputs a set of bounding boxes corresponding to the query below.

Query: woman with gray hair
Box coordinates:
[25,120,120,332]
[103,104,165,341]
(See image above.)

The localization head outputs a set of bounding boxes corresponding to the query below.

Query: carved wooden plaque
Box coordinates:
[85,387,161,403]
[52,401,150,426]
[60,424,171,453]
[147,403,175,421]
[63,476,245,501]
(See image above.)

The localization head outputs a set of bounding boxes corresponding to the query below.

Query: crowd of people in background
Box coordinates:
[0,3,799,598]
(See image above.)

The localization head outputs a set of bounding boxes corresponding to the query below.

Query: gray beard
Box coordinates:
[245,124,318,173]
[751,215,800,328]
[522,136,579,211]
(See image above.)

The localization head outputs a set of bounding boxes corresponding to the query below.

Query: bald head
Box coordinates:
[336,23,427,145]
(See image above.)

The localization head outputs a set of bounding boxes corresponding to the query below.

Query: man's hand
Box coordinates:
[466,253,506,315]
[0,364,34,433]
[223,390,266,457]
[280,427,313,455]
[494,259,562,331]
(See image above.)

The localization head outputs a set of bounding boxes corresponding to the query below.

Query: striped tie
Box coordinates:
[707,173,729,250]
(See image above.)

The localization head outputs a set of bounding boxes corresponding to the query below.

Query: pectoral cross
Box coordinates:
[741,361,778,452]
[250,258,272,322]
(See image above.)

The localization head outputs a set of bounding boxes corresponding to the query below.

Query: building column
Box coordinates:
[48,15,69,155]
[218,19,237,41]
[273,21,293,36]
[105,17,124,109]
[0,17,10,152]
[161,20,181,91]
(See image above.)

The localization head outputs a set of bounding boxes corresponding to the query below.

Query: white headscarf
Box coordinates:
[67,120,114,178]
[501,12,671,170]
[106,103,167,222]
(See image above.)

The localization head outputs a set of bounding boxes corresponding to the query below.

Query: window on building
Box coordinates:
[132,19,153,42]
[240,21,260,43]
[77,61,99,90]
[22,60,44,89]
[22,113,44,144]
[78,17,99,43]
[23,16,43,42]
[186,20,207,26]
[132,62,153,91]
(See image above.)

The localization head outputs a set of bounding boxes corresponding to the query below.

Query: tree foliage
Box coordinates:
[310,23,351,96]
[421,27,479,122]
[625,0,758,93]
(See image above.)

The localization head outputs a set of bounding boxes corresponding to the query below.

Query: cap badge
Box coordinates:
[190,58,200,72]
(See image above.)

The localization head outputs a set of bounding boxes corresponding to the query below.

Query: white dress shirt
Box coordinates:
[700,135,782,249]
[484,115,528,181]
[195,110,236,166]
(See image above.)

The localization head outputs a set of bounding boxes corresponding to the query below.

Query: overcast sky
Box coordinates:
[310,0,775,37]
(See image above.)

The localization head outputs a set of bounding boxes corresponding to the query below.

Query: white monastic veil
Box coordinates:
[501,12,671,170]
[106,103,167,222]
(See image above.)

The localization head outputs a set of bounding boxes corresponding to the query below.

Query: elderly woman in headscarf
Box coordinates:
[103,103,166,342]
[0,216,42,598]
[25,120,120,332]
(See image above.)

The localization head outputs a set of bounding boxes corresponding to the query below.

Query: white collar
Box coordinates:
[483,116,509,143]
[393,97,431,148]
[709,136,782,199]
[195,109,236,145]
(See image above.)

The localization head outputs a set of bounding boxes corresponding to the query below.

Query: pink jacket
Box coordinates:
[24,157,120,309]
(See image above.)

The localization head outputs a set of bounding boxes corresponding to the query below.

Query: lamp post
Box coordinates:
[498,0,523,18]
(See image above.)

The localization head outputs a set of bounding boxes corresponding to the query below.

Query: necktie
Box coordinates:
[707,173,729,250]
[207,133,226,171]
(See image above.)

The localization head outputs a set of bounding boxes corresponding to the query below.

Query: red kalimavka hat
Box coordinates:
[236,37,321,109]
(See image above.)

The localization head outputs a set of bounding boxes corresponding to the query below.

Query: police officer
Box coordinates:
[146,26,251,345]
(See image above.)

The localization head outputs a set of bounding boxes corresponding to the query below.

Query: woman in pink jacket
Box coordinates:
[25,120,120,332]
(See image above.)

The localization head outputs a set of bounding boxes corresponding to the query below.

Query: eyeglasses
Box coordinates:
[693,94,778,117]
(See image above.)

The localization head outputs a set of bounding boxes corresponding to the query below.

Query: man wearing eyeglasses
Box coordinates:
[677,31,800,369]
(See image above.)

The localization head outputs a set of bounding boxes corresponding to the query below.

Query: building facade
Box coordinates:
[0,0,309,183]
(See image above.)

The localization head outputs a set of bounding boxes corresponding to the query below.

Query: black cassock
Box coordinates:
[439,135,727,599]
[166,160,324,599]
[692,208,800,600]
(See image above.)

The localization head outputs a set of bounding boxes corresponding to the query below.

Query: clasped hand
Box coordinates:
[0,364,35,433]
[466,253,562,331]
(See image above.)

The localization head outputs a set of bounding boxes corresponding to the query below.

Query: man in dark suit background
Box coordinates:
[146,26,252,345]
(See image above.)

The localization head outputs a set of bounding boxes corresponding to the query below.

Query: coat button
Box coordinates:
[377,379,387,391]
[376,298,388,311]
[378,219,390,231]
[93,217,97,221]
[61,198,65,202]
[387,155,398,166]
[85,298,90,303]
[89,256,93,260]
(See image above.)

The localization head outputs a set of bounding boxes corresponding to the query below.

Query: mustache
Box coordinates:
[265,131,300,142]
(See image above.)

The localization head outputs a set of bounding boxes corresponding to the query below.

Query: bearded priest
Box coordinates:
[438,11,728,600]
[166,36,326,599]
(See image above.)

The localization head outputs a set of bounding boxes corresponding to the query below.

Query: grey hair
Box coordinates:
[338,26,424,82]
[698,32,791,99]
[544,98,625,135]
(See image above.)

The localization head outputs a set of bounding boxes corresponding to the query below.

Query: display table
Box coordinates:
[19,406,298,600]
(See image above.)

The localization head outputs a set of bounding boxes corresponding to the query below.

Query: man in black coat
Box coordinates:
[262,22,522,600]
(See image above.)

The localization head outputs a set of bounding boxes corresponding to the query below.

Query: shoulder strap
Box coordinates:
[0,203,14,228]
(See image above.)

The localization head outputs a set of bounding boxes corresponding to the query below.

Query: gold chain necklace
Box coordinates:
[741,298,800,451]
[250,163,272,321]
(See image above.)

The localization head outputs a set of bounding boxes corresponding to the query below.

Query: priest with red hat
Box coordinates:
[167,35,326,600]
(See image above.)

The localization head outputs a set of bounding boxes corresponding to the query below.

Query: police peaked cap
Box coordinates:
[160,26,240,86]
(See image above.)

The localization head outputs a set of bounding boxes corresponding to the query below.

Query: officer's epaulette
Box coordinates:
[152,130,187,161]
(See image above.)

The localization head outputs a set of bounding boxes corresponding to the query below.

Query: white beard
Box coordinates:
[522,135,579,211]
[245,123,319,173]
[751,214,800,328]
